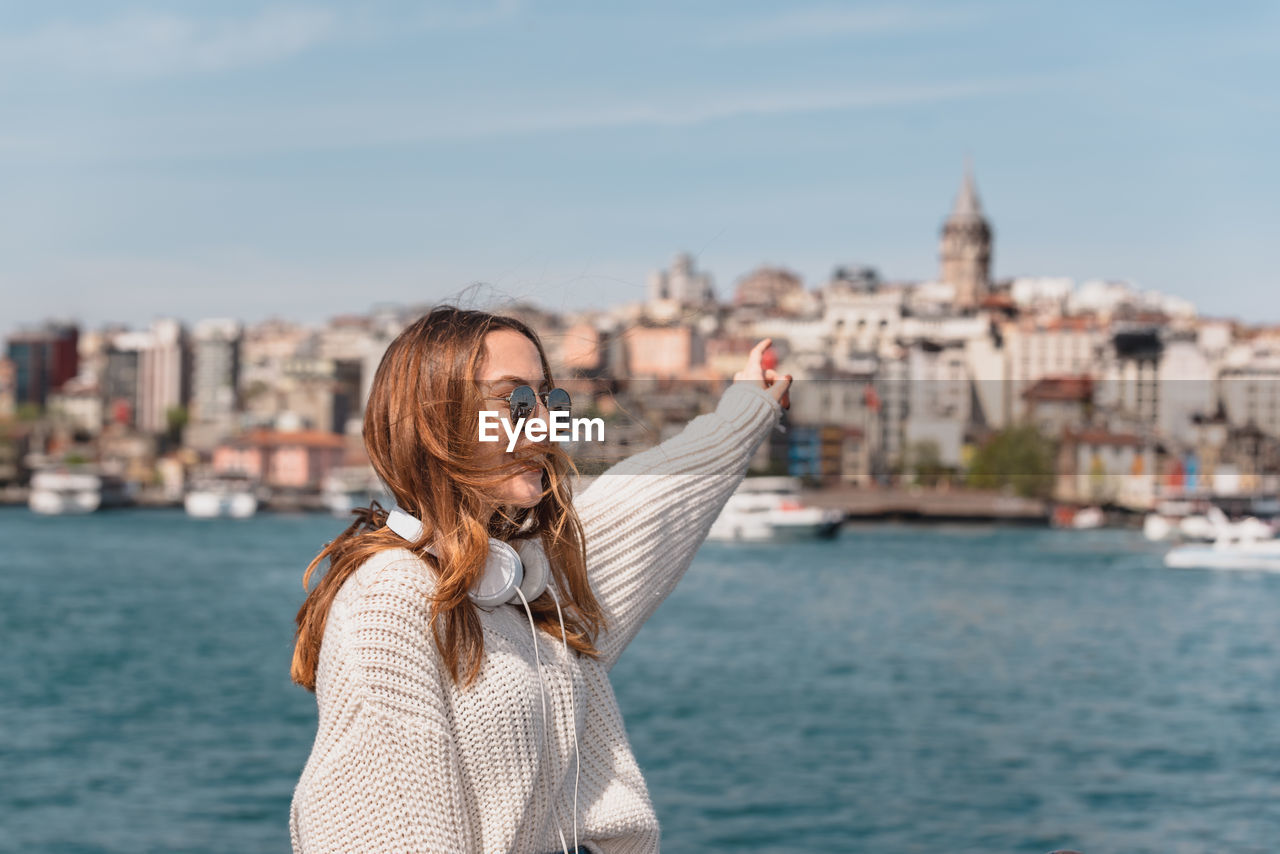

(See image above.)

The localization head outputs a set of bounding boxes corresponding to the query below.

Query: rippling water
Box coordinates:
[3,508,1279,853]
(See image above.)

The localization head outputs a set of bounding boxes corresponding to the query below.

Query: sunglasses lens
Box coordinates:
[509,385,536,420]
[546,388,571,413]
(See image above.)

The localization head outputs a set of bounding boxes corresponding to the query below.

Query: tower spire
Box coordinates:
[951,157,983,220]
[939,158,993,311]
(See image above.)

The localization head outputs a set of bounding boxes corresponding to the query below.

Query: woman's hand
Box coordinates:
[733,338,792,410]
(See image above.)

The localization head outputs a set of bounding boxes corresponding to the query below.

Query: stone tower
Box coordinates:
[939,164,992,311]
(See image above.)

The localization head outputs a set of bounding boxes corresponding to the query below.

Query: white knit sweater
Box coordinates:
[290,382,782,854]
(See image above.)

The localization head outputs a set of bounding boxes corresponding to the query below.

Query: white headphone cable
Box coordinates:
[514,587,571,854]
[548,587,581,854]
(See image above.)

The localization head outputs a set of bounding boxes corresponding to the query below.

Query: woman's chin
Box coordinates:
[498,470,545,508]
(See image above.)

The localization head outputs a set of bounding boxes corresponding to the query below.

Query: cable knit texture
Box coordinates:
[290,383,782,853]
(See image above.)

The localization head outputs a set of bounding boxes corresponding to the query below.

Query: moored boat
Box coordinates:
[1164,507,1280,571]
[29,468,130,515]
[707,477,843,542]
[184,474,259,519]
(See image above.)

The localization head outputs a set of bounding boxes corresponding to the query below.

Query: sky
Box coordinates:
[1,1,1276,338]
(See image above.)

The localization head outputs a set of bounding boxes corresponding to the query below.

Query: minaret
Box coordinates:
[939,163,993,311]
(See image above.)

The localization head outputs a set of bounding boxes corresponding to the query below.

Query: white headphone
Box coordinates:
[384,503,582,853]
[385,505,550,609]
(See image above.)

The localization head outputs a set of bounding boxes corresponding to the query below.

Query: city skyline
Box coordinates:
[2,1,1276,338]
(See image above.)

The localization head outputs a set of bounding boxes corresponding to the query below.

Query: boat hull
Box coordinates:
[185,491,258,519]
[1165,542,1280,572]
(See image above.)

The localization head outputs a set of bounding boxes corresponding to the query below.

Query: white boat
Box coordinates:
[1071,506,1105,529]
[1164,539,1280,572]
[185,475,259,519]
[1165,507,1280,571]
[707,477,843,542]
[29,468,130,515]
[1143,500,1216,542]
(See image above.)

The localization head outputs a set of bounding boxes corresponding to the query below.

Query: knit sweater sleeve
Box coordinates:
[574,382,782,670]
[292,557,476,853]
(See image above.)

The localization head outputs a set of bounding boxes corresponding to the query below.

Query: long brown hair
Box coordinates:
[291,306,605,691]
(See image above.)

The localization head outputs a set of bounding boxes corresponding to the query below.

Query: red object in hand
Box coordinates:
[761,347,778,372]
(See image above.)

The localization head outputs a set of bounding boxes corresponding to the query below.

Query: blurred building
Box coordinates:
[137,318,189,435]
[646,252,715,321]
[191,319,241,423]
[103,332,148,427]
[46,377,104,435]
[0,358,14,419]
[186,318,243,451]
[734,266,804,312]
[1021,376,1093,437]
[212,428,346,490]
[557,322,605,374]
[623,325,703,379]
[939,165,992,312]
[5,322,79,408]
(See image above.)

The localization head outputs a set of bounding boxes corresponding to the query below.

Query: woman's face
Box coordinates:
[475,328,550,508]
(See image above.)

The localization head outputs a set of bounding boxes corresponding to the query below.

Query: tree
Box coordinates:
[165,405,189,445]
[905,439,951,487]
[966,425,1057,498]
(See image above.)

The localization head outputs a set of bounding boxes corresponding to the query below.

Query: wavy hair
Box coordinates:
[291,307,605,691]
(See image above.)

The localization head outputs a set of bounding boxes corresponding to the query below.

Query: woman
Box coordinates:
[289,307,790,853]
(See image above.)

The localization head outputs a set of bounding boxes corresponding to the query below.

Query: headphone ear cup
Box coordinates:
[513,538,550,603]
[470,538,524,609]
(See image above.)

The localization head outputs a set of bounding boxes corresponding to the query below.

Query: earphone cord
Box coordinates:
[548,588,581,854]
[514,588,575,854]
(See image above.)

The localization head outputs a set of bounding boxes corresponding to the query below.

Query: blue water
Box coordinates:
[2,509,1279,853]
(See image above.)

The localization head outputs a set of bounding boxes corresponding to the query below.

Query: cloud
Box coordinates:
[28,75,1034,162]
[0,6,339,77]
[712,4,980,46]
[0,1,528,78]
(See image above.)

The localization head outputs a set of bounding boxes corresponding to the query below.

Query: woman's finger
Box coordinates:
[764,372,792,405]
[746,338,771,376]
[733,338,772,384]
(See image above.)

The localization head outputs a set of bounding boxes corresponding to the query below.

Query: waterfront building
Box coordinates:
[240,318,311,424]
[1000,316,1106,429]
[1056,427,1156,509]
[186,319,243,451]
[903,339,970,468]
[136,319,189,436]
[102,332,148,427]
[622,325,703,380]
[1009,277,1074,316]
[939,165,992,312]
[269,352,363,435]
[1021,376,1094,438]
[5,323,79,408]
[703,336,758,379]
[191,319,241,424]
[821,278,905,363]
[646,252,716,322]
[734,266,807,314]
[1155,331,1216,445]
[212,428,347,490]
[316,314,394,417]
[0,358,14,419]
[46,377,104,436]
[1219,363,1280,442]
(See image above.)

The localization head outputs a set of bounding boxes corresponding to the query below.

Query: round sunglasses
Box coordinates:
[487,385,572,422]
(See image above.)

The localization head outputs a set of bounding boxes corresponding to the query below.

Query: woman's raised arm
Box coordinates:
[575,343,788,670]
